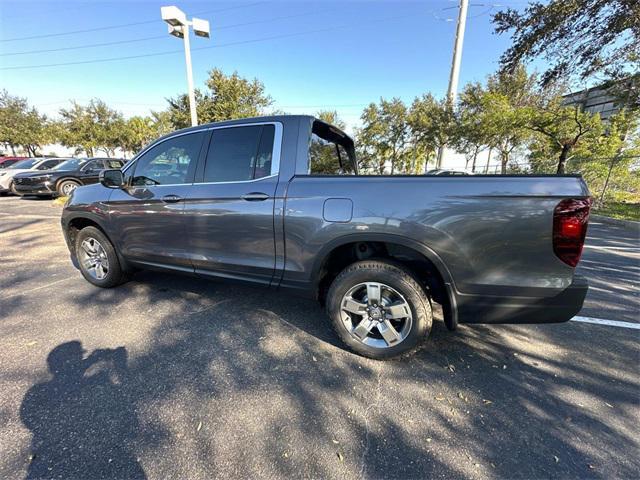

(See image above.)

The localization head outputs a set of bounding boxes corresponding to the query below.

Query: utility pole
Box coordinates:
[434,0,469,170]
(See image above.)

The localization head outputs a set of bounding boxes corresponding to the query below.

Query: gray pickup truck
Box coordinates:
[61,115,591,359]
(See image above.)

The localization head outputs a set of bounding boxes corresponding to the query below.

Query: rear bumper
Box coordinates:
[456,275,588,324]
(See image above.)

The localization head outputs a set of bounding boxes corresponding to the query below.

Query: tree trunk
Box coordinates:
[501,152,508,174]
[556,144,571,174]
[484,147,492,173]
[599,154,619,206]
[10,144,16,155]
[471,148,478,173]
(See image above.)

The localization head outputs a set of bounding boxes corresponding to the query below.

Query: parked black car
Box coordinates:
[13,157,126,197]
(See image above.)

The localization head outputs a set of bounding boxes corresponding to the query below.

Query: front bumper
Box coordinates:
[456,275,588,324]
[13,182,56,196]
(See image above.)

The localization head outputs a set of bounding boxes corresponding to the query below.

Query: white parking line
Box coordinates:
[4,277,76,299]
[584,245,640,252]
[571,315,640,330]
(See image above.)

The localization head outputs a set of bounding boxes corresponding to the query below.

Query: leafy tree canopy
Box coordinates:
[0,90,49,156]
[167,68,273,129]
[493,0,640,102]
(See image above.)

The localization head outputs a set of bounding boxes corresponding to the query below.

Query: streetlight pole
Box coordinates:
[181,23,197,126]
[161,6,210,127]
[434,0,469,170]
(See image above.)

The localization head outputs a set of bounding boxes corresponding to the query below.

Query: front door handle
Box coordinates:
[241,192,270,201]
[162,194,182,203]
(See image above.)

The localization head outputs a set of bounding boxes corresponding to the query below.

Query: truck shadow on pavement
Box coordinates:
[18,269,640,479]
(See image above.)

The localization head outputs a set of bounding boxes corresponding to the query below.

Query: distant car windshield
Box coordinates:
[53,159,84,171]
[8,159,39,169]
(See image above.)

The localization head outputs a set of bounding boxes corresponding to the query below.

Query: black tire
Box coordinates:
[75,226,129,288]
[10,182,21,196]
[57,179,80,197]
[326,260,432,360]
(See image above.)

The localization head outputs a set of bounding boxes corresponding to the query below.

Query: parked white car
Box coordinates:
[0,158,67,195]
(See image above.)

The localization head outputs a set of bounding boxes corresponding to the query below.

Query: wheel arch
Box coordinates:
[311,233,458,330]
[64,214,131,272]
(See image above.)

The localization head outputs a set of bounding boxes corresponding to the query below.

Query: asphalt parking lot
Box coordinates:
[0,195,638,479]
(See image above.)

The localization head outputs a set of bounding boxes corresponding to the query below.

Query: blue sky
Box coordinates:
[0,0,532,129]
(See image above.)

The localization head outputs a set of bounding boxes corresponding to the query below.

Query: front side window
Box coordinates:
[130,132,205,186]
[309,121,355,175]
[203,125,275,183]
[82,160,102,172]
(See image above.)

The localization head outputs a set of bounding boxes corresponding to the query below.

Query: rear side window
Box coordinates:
[309,121,355,175]
[37,160,60,170]
[106,159,124,169]
[203,125,275,183]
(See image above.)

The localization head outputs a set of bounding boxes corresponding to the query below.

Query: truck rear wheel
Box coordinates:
[326,260,432,359]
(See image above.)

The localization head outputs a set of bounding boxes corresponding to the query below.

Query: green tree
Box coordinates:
[408,94,455,171]
[150,110,173,137]
[316,110,346,130]
[572,110,640,204]
[0,90,49,156]
[493,0,640,97]
[57,99,123,157]
[119,116,157,157]
[527,99,604,173]
[357,98,413,174]
[167,68,273,129]
[455,83,494,172]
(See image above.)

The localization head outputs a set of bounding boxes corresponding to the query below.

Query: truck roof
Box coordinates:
[175,114,316,135]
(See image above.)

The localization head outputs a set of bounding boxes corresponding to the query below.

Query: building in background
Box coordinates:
[563,76,639,121]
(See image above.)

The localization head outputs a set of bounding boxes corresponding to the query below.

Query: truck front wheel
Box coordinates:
[326,260,432,359]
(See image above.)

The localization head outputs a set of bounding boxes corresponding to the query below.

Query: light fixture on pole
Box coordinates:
[161,6,210,127]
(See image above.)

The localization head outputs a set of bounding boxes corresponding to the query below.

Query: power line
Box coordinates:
[0,14,418,71]
[0,9,327,57]
[0,2,266,42]
[0,36,167,57]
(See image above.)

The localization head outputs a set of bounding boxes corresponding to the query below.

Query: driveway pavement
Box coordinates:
[0,196,638,479]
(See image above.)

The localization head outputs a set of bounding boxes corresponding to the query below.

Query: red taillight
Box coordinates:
[553,198,591,267]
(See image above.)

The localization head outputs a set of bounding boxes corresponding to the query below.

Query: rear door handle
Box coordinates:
[162,194,182,203]
[241,192,270,201]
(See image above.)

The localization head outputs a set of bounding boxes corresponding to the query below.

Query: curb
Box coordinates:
[591,214,640,229]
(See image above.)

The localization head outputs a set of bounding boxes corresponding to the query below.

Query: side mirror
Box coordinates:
[100,169,125,189]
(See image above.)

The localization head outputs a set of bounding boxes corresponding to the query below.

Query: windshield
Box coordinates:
[53,159,84,171]
[8,159,39,169]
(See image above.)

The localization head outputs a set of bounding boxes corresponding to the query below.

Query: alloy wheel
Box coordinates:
[78,237,109,280]
[62,182,78,196]
[339,282,413,349]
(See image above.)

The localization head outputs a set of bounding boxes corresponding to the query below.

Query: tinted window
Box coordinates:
[9,159,39,169]
[131,132,204,186]
[309,122,355,175]
[53,159,83,171]
[82,160,102,172]
[37,160,60,170]
[106,159,124,169]
[203,125,274,183]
